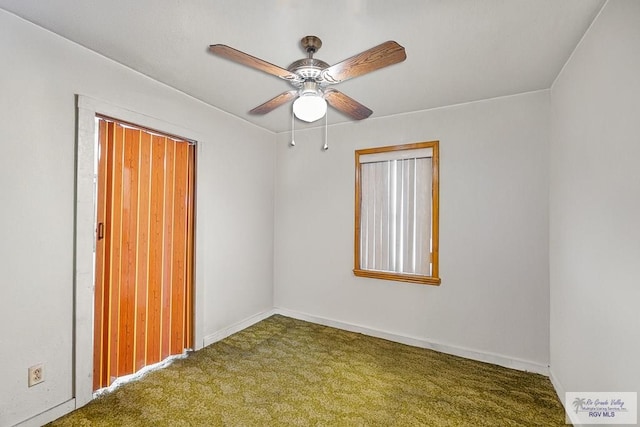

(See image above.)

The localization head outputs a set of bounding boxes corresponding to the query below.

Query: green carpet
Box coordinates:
[49,315,567,426]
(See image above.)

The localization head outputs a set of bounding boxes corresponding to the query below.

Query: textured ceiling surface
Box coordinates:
[0,0,605,132]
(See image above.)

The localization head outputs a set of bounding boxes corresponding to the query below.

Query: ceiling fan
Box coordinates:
[208,36,407,123]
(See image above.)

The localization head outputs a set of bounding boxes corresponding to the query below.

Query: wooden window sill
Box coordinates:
[353,269,441,286]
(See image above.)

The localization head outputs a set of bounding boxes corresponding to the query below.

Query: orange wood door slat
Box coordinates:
[185,146,195,349]
[93,118,194,391]
[117,128,139,376]
[108,123,124,385]
[92,119,108,391]
[135,131,152,372]
[146,134,166,366]
[161,140,176,361]
[170,143,188,354]
[100,122,115,388]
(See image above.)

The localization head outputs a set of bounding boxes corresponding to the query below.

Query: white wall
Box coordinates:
[0,10,275,426]
[549,0,640,397]
[274,90,550,370]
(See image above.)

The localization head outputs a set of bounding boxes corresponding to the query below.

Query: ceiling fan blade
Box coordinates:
[324,89,373,120]
[209,44,301,82]
[250,91,298,115]
[321,41,406,84]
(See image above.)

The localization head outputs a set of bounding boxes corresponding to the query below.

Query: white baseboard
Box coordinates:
[14,399,76,427]
[549,368,566,406]
[274,307,549,376]
[549,368,577,426]
[202,309,276,348]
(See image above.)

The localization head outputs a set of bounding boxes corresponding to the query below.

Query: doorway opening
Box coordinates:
[92,116,196,391]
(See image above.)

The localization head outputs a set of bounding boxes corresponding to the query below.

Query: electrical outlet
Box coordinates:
[28,364,44,387]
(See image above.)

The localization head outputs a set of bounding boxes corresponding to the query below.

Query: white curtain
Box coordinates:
[360,157,432,275]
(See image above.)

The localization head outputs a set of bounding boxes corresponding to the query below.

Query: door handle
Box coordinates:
[97,222,104,240]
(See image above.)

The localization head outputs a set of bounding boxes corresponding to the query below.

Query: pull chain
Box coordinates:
[290,107,296,147]
[322,108,329,151]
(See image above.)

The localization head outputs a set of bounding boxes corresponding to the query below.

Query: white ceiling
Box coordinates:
[0,0,605,133]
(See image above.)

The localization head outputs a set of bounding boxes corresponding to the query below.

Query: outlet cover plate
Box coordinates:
[28,364,44,387]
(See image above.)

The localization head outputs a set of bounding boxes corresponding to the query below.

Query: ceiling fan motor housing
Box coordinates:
[288,58,329,85]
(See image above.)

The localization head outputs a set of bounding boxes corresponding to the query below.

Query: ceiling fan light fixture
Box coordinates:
[293,94,327,122]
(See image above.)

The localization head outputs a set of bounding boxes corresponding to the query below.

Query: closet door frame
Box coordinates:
[75,95,203,407]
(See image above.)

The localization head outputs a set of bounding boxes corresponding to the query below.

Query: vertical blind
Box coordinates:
[359,156,432,276]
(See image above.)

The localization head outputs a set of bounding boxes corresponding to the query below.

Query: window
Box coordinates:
[354,141,440,285]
